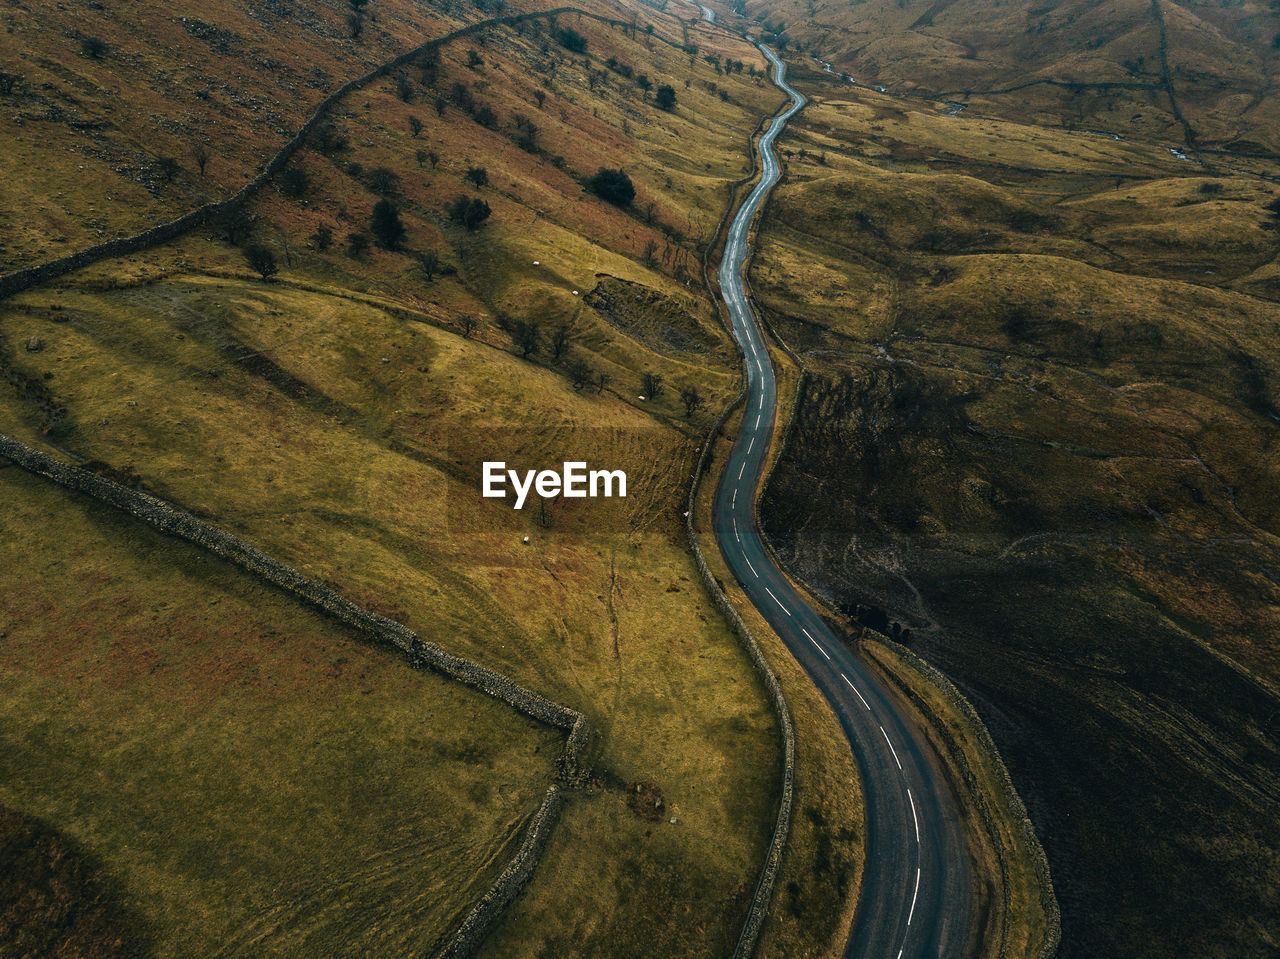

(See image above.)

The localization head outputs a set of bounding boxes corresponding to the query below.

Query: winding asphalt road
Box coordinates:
[707,35,977,959]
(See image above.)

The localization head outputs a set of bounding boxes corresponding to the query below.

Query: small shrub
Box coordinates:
[279,166,309,199]
[447,196,491,231]
[311,224,334,251]
[553,27,587,53]
[586,168,635,207]
[370,199,406,250]
[244,244,278,281]
[365,166,399,196]
[81,36,108,59]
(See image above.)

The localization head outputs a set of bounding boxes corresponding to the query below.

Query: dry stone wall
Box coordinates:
[1,8,797,956]
[0,432,589,959]
[684,393,796,959]
[870,632,1061,959]
[0,7,643,304]
[441,785,564,958]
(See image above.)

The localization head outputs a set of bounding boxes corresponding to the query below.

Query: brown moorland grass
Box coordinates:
[0,263,784,954]
[722,0,1280,155]
[748,72,1280,959]
[0,463,560,958]
[0,3,872,955]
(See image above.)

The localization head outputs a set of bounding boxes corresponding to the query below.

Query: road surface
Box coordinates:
[709,37,977,959]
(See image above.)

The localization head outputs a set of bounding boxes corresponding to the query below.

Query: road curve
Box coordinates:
[709,39,977,959]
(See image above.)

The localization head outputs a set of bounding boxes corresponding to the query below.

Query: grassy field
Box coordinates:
[0,1,872,954]
[747,68,1280,959]
[0,463,560,957]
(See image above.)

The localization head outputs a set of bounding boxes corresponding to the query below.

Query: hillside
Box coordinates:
[723,0,1280,157]
[0,0,867,955]
[746,56,1280,959]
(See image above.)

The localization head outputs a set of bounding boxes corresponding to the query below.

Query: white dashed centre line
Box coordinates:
[738,461,745,480]
[841,673,872,711]
[733,519,741,543]
[880,726,903,770]
[764,586,791,615]
[908,787,920,844]
[907,866,921,928]
[800,627,830,660]
[743,552,758,578]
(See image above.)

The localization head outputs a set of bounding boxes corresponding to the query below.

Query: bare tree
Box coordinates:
[244,244,278,281]
[191,142,211,176]
[550,323,571,362]
[513,320,540,358]
[408,115,423,137]
[418,250,442,281]
[568,358,592,391]
[641,372,663,399]
[459,315,477,338]
[680,385,704,418]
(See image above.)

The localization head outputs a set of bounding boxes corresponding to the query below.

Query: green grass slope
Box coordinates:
[1,0,868,954]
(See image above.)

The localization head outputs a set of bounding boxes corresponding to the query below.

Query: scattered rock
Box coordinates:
[24,337,43,352]
[625,781,666,822]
